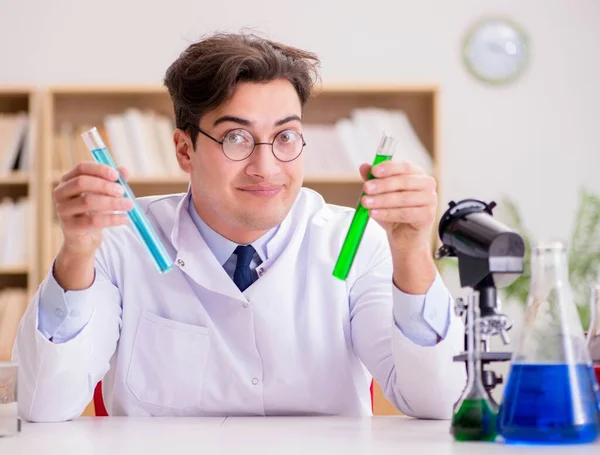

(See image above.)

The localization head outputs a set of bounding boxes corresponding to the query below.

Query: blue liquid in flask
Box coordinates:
[499,363,600,444]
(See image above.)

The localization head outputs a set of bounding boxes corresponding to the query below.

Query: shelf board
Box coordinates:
[51,172,188,185]
[0,87,33,95]
[126,176,189,185]
[304,175,361,184]
[48,85,168,95]
[45,84,438,96]
[50,173,361,185]
[0,172,29,185]
[0,266,28,275]
[316,83,438,94]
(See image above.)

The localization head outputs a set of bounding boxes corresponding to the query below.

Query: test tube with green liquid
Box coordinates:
[332,133,397,280]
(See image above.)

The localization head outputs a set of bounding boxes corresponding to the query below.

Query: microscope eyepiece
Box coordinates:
[437,198,525,290]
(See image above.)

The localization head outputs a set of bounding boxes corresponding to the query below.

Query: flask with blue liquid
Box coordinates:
[498,240,600,444]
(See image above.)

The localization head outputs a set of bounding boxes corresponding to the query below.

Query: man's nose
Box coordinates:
[246,143,280,178]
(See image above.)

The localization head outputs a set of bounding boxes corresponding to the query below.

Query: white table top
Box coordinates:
[1,416,599,454]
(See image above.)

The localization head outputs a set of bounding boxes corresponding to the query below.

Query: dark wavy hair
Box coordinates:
[163,32,321,144]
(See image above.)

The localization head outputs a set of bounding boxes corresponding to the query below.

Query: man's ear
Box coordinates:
[174,129,193,173]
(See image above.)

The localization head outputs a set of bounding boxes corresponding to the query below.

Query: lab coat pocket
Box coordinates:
[126,310,211,410]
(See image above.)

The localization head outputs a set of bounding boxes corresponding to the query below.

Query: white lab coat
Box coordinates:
[13,188,466,422]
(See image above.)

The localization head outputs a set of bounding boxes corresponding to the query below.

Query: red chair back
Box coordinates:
[94,382,108,416]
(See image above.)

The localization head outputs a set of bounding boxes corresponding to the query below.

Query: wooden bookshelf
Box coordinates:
[0,87,41,361]
[39,84,440,416]
[0,87,40,297]
[0,171,29,185]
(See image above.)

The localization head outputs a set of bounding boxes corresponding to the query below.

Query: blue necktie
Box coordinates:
[233,245,255,292]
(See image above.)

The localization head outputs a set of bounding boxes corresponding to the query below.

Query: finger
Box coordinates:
[54,175,125,202]
[60,162,120,184]
[359,163,371,182]
[56,194,134,218]
[370,206,436,226]
[118,166,130,181]
[362,190,436,210]
[63,212,130,231]
[371,160,425,178]
[363,174,436,195]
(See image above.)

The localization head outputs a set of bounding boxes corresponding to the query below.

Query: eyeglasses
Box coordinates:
[184,123,306,162]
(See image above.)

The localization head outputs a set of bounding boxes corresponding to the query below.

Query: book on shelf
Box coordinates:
[0,197,30,269]
[54,108,185,179]
[294,107,432,178]
[0,112,33,176]
[0,288,28,360]
[52,106,431,180]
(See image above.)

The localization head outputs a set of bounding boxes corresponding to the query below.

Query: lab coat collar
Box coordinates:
[155,186,298,301]
[187,194,279,266]
[173,193,244,300]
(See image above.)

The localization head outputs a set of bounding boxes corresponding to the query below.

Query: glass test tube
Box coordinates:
[332,133,397,280]
[81,127,174,274]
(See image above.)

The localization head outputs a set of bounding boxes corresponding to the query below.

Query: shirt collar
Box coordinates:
[187,194,279,266]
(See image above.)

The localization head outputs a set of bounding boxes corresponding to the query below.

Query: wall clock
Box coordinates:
[462,17,529,85]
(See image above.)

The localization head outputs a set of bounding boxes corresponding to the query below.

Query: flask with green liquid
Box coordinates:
[451,292,498,442]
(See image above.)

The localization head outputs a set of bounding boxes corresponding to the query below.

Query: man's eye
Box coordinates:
[277,130,300,143]
[225,133,242,143]
[224,130,252,144]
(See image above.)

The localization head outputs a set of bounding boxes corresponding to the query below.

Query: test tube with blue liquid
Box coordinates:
[81,127,174,274]
[498,241,600,444]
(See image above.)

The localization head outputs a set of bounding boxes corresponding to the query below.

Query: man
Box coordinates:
[13,32,466,422]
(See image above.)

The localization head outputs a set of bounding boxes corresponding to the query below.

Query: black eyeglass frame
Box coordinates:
[183,123,306,163]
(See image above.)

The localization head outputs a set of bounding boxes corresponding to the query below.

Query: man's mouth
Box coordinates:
[238,184,284,198]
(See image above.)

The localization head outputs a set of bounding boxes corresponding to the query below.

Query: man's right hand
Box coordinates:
[51,162,134,290]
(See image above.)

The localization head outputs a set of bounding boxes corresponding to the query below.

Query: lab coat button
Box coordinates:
[251,378,259,385]
[242,302,249,308]
[177,259,185,267]
[257,268,264,277]
[54,308,64,318]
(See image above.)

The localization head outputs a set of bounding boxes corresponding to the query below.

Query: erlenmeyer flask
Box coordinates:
[587,285,600,416]
[451,293,497,441]
[588,285,600,362]
[498,241,600,444]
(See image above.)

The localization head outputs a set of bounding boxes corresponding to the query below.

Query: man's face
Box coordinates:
[176,79,305,242]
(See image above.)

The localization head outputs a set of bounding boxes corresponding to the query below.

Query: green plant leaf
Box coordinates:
[499,196,533,307]
[568,188,600,329]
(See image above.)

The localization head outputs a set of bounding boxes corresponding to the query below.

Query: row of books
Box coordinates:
[0,112,33,175]
[52,107,432,178]
[0,198,31,269]
[303,108,433,177]
[0,288,28,361]
[53,109,185,178]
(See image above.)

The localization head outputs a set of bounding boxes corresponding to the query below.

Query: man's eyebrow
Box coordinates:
[213,116,253,127]
[274,115,302,126]
[213,115,302,128]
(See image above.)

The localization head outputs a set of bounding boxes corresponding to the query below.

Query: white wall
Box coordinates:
[4,0,599,295]
[2,0,597,405]
[3,0,598,242]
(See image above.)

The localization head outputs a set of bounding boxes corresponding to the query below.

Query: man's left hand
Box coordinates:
[359,160,437,253]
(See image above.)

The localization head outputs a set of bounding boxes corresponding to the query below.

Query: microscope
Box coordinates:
[435,199,525,405]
